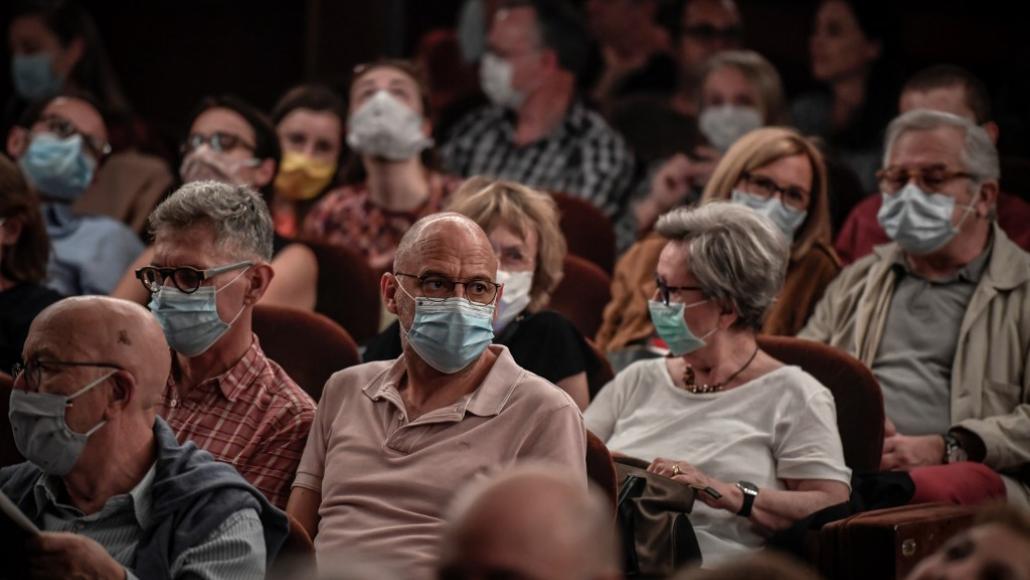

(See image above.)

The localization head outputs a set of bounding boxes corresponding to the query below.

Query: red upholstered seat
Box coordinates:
[552,192,616,275]
[304,241,381,343]
[586,430,618,511]
[550,255,613,340]
[252,305,359,402]
[0,372,22,469]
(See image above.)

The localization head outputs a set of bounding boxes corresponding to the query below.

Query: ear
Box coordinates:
[381,272,400,315]
[974,180,999,219]
[716,300,739,330]
[1,217,23,245]
[7,126,28,159]
[104,371,136,418]
[253,159,277,188]
[982,121,1000,145]
[244,263,275,304]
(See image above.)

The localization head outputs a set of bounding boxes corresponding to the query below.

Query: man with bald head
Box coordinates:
[1,296,288,579]
[439,465,620,580]
[288,213,586,579]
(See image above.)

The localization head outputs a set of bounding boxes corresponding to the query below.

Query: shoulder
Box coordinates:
[447,105,503,139]
[793,241,842,275]
[517,309,578,334]
[608,358,666,396]
[262,359,317,415]
[572,104,630,149]
[0,462,42,495]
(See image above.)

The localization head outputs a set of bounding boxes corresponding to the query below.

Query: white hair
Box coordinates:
[883,109,1000,184]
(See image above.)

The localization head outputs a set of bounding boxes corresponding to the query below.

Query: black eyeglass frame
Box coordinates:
[135,260,253,295]
[394,272,501,305]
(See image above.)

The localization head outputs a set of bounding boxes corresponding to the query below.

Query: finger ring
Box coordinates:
[671,464,681,476]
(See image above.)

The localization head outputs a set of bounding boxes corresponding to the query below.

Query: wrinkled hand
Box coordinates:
[880,434,945,471]
[26,532,124,579]
[648,457,738,512]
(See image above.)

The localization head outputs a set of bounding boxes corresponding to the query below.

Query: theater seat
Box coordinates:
[303,241,381,343]
[252,305,359,402]
[552,192,616,275]
[550,255,613,340]
[0,372,22,469]
[586,430,617,511]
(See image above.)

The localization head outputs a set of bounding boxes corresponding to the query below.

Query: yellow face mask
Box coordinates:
[274,151,336,200]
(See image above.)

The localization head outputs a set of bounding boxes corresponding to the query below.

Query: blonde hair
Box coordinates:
[703,50,788,125]
[446,177,567,312]
[701,127,831,261]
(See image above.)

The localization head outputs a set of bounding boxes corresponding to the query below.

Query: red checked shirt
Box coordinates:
[160,336,316,508]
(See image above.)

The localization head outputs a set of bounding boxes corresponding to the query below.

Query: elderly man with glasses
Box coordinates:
[132,180,315,509]
[1,296,288,579]
[801,109,1030,506]
[287,212,586,580]
[4,93,142,295]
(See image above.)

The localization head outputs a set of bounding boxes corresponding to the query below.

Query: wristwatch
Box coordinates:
[736,481,759,517]
[943,433,968,464]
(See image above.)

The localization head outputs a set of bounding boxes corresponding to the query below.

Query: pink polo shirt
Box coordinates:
[293,345,586,578]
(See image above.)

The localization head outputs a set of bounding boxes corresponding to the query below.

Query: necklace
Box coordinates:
[682,345,760,393]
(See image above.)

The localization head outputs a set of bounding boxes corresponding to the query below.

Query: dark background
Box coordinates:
[1,0,1027,155]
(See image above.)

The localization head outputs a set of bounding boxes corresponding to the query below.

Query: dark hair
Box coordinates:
[271,84,346,127]
[501,0,591,76]
[14,88,108,130]
[903,65,992,125]
[0,155,50,284]
[12,0,130,117]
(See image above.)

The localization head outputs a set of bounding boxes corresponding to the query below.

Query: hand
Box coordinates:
[685,145,721,188]
[647,457,738,513]
[880,434,945,471]
[646,153,695,213]
[26,532,125,579]
[884,417,897,438]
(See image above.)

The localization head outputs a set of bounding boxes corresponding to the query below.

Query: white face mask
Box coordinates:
[179,147,259,186]
[731,189,808,241]
[346,90,433,161]
[479,53,525,110]
[493,269,533,333]
[698,105,764,151]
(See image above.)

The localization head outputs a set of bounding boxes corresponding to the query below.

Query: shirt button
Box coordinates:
[169,399,178,408]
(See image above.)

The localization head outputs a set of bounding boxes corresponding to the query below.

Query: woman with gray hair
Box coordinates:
[585,202,851,565]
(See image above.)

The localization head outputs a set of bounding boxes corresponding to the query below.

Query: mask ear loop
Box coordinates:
[215,266,254,327]
[66,369,118,436]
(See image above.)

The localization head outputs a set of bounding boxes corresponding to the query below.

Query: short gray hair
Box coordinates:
[883,109,1000,184]
[656,202,789,331]
[148,180,274,261]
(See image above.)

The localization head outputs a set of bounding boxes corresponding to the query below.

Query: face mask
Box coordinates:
[275,151,336,200]
[494,269,533,333]
[12,53,64,101]
[731,189,808,241]
[648,298,715,356]
[9,370,114,476]
[18,133,96,202]
[877,183,976,255]
[479,53,525,110]
[698,105,764,151]
[148,269,250,357]
[179,147,259,186]
[396,283,495,374]
[346,91,433,161]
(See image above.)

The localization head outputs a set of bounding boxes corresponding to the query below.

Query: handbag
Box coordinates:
[615,455,703,577]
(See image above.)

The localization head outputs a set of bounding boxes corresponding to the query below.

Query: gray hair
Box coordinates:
[148,180,274,261]
[656,202,789,331]
[883,109,1000,184]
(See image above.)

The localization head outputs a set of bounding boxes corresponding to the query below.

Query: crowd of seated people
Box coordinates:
[1,0,1028,578]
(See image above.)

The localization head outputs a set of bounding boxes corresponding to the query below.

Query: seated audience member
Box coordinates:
[132,181,316,509]
[906,504,1030,580]
[0,155,62,371]
[112,94,320,312]
[363,178,599,409]
[586,203,851,566]
[5,93,143,295]
[287,213,586,579]
[270,84,346,239]
[1,296,287,578]
[800,110,1029,506]
[835,65,1030,263]
[440,0,636,219]
[301,59,459,273]
[438,465,620,580]
[600,128,838,371]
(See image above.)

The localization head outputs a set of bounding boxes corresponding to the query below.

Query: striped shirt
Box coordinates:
[160,336,316,509]
[440,101,637,218]
[30,465,265,580]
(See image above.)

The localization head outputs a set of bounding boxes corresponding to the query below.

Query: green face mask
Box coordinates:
[648,298,715,356]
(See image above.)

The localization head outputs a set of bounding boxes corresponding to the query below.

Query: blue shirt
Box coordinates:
[44,203,143,296]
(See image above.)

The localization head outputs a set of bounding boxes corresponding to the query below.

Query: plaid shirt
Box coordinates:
[440,101,637,217]
[160,336,316,509]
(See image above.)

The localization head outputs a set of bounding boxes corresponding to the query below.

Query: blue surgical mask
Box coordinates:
[877,183,975,255]
[148,269,250,357]
[397,283,495,374]
[731,189,808,241]
[648,299,716,356]
[12,53,64,101]
[18,133,96,202]
[9,370,114,476]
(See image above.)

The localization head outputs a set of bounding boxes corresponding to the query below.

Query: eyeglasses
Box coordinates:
[181,131,256,155]
[654,275,703,306]
[394,272,501,305]
[740,172,810,211]
[12,359,123,392]
[135,260,253,294]
[36,114,111,160]
[876,166,977,195]
[682,24,743,42]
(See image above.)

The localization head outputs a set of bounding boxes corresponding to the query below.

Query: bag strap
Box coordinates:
[617,474,647,575]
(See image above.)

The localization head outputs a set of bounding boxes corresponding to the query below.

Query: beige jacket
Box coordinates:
[800,224,1030,491]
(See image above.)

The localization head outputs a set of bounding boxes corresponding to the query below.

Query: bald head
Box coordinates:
[28,296,170,411]
[393,212,496,274]
[440,466,620,580]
